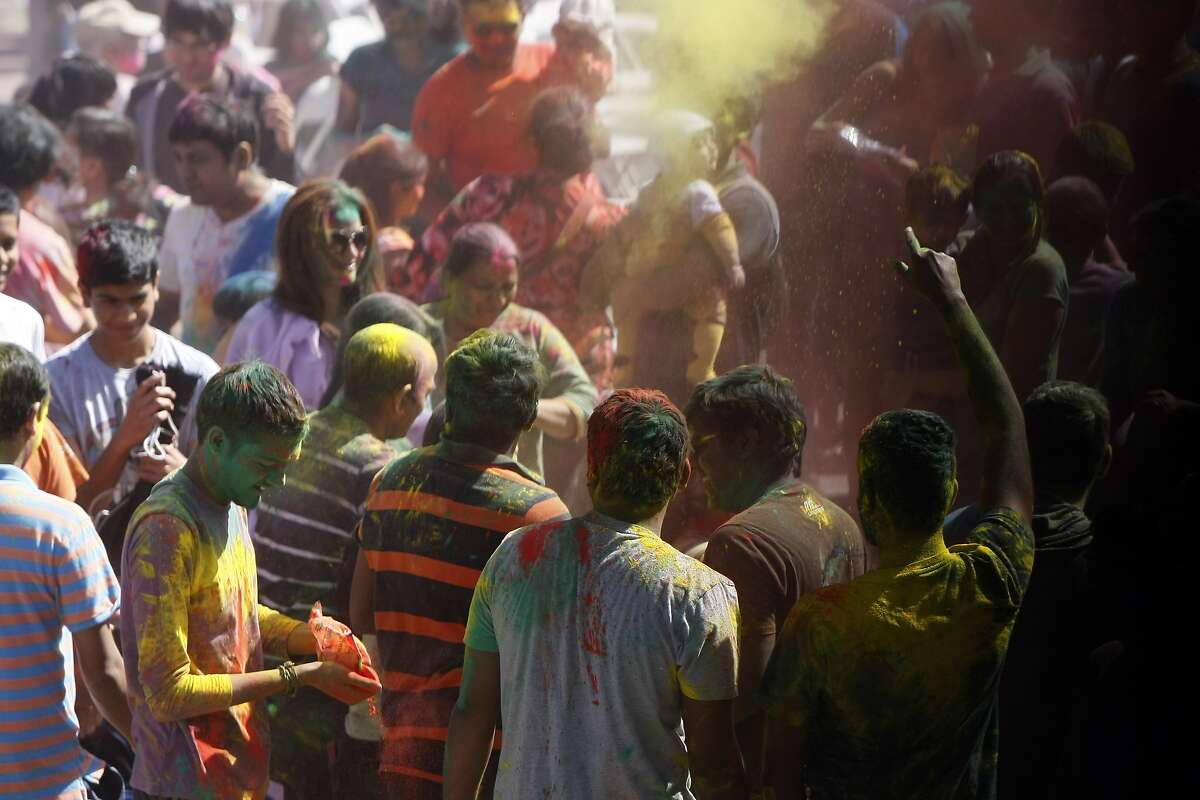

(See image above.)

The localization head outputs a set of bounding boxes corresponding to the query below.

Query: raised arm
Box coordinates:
[897,228,1033,520]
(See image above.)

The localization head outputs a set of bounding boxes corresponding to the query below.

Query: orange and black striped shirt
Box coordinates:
[357,438,569,786]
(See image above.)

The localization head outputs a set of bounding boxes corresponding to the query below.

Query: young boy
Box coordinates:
[121,360,378,800]
[600,111,746,389]
[46,219,218,514]
[0,185,45,360]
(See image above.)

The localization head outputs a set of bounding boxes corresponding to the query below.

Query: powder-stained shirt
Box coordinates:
[119,469,302,800]
[358,438,569,785]
[7,211,89,349]
[158,180,293,354]
[465,512,741,799]
[46,329,218,506]
[412,44,555,192]
[422,301,597,478]
[704,478,869,635]
[255,405,398,622]
[759,507,1035,800]
[403,171,626,387]
[0,465,120,800]
[0,292,46,361]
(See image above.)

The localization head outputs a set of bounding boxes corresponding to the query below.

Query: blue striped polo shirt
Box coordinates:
[0,464,120,799]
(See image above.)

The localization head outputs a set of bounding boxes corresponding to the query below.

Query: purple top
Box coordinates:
[225,298,337,410]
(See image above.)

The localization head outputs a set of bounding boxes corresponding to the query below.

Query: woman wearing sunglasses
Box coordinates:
[225,179,375,408]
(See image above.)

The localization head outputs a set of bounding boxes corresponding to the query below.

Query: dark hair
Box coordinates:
[77,220,159,289]
[0,185,19,217]
[906,165,971,226]
[444,330,544,446]
[588,389,689,520]
[901,2,989,83]
[1044,177,1108,261]
[274,179,373,323]
[167,93,258,162]
[859,409,957,534]
[320,292,442,408]
[685,364,807,476]
[529,86,595,176]
[0,104,60,192]
[164,0,236,44]
[70,107,139,187]
[195,360,309,441]
[1054,121,1134,198]
[27,55,117,128]
[271,0,330,59]
[444,222,521,281]
[339,133,429,226]
[1130,195,1200,300]
[1023,381,1110,500]
[458,0,533,12]
[0,343,49,440]
[973,149,1046,207]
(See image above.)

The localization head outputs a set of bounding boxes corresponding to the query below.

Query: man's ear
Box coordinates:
[234,141,254,172]
[22,401,42,438]
[946,477,960,516]
[203,425,226,454]
[678,456,692,491]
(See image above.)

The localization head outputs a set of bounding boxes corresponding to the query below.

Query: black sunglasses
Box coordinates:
[474,22,519,37]
[330,228,369,251]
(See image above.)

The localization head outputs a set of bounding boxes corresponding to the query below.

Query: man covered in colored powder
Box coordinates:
[759,229,1035,798]
[253,324,437,799]
[444,389,746,799]
[119,360,379,800]
[586,111,746,392]
[351,330,569,798]
[686,364,868,790]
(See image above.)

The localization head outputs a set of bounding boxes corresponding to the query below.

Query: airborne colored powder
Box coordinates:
[647,0,838,114]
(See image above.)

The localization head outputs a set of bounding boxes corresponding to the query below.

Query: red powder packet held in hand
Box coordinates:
[308,602,381,708]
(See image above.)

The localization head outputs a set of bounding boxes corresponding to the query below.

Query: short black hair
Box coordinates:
[588,389,689,520]
[77,220,159,290]
[973,150,1046,207]
[0,343,49,440]
[685,364,807,476]
[167,93,258,162]
[195,360,309,442]
[859,409,957,534]
[71,107,139,187]
[1044,176,1108,258]
[1024,381,1110,500]
[0,104,60,192]
[529,86,594,176]
[0,185,19,217]
[164,0,236,44]
[27,55,117,128]
[444,330,544,446]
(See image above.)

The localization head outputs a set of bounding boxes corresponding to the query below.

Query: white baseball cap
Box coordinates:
[76,0,161,41]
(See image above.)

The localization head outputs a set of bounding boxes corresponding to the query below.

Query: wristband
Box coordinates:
[278,660,299,697]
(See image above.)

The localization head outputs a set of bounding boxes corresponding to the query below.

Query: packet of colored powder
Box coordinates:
[308,602,380,709]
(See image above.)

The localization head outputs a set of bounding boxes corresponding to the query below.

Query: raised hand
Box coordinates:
[116,372,176,450]
[895,226,964,308]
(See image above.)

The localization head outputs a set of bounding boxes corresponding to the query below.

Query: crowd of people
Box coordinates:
[2,0,1189,797]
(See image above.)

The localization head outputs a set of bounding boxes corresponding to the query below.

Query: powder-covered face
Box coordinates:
[448,253,518,332]
[0,213,19,292]
[977,175,1039,249]
[321,205,367,288]
[464,0,522,69]
[165,29,223,89]
[211,428,305,509]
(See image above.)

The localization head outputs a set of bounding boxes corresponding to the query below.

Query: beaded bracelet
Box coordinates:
[278,660,299,697]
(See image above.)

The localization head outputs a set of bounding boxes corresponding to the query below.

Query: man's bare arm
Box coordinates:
[443,647,501,800]
[898,228,1033,519]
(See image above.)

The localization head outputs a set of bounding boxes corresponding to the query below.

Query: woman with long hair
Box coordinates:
[265,0,339,103]
[225,179,376,408]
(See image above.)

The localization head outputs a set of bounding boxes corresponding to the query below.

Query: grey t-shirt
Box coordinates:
[465,512,740,799]
[46,329,219,506]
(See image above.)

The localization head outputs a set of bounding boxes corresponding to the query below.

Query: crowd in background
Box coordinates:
[2,0,1193,798]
